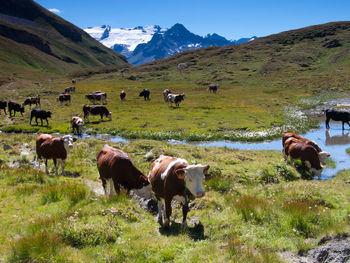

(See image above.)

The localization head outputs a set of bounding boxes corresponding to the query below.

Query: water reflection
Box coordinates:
[325,130,350,146]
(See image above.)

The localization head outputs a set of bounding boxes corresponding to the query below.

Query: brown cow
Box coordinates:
[83,105,111,122]
[23,96,40,108]
[96,145,150,196]
[208,84,219,93]
[283,138,330,177]
[36,134,76,175]
[149,155,209,228]
[56,94,71,104]
[71,116,84,135]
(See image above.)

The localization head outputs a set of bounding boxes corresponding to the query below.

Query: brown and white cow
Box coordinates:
[149,155,209,228]
[36,134,76,175]
[64,86,75,93]
[56,94,71,104]
[281,131,330,164]
[283,138,330,177]
[96,145,150,196]
[83,105,111,122]
[71,116,84,135]
[162,89,172,102]
[167,93,186,107]
[23,96,40,108]
[85,91,107,104]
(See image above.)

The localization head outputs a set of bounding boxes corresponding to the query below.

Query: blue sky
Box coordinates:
[36,0,350,40]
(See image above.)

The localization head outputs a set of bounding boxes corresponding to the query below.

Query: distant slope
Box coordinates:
[131,21,350,89]
[0,0,128,77]
[85,23,256,65]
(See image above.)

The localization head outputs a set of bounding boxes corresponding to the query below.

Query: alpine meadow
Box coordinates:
[0,1,349,262]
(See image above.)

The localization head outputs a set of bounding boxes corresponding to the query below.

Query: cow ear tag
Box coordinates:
[176,169,185,179]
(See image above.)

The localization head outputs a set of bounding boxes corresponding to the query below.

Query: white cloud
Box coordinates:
[48,8,61,14]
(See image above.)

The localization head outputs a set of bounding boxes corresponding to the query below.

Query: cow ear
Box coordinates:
[73,137,77,142]
[175,169,186,180]
[203,164,210,174]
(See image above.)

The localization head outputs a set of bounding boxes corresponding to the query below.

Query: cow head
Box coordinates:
[181,93,186,99]
[47,111,52,118]
[176,164,210,198]
[20,105,25,113]
[61,135,75,153]
[318,151,331,166]
[106,112,112,121]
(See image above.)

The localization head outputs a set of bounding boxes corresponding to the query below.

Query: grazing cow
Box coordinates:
[71,116,84,135]
[149,155,210,227]
[208,84,219,93]
[83,105,111,122]
[283,138,329,177]
[139,89,150,100]
[0,100,7,115]
[325,108,350,130]
[282,131,323,153]
[30,108,52,126]
[64,86,75,93]
[162,89,172,102]
[120,90,126,101]
[56,94,71,104]
[85,91,107,104]
[167,93,186,107]
[8,101,24,117]
[36,134,76,175]
[96,145,150,196]
[23,96,40,108]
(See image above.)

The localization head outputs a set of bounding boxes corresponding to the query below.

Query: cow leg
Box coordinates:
[46,118,49,126]
[342,121,345,130]
[45,159,49,174]
[325,117,330,129]
[282,149,288,161]
[111,177,121,194]
[101,178,107,195]
[60,160,65,176]
[53,159,58,176]
[157,200,164,225]
[182,203,189,227]
[35,117,38,125]
[164,197,172,228]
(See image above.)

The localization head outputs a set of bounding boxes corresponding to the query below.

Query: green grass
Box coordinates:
[0,134,349,262]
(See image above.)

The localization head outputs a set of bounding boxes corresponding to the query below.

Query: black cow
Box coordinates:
[325,108,350,130]
[8,101,24,117]
[120,90,126,101]
[0,100,7,115]
[83,105,111,122]
[139,89,150,100]
[30,108,52,126]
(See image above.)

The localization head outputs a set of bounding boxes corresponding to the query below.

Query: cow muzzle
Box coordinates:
[196,191,205,198]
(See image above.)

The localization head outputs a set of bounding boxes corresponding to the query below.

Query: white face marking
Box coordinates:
[183,164,207,197]
[161,158,188,180]
[318,151,330,166]
[62,135,74,153]
[108,112,112,120]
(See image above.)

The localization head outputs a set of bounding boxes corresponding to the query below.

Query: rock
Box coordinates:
[323,39,341,48]
[3,144,12,151]
[144,151,155,162]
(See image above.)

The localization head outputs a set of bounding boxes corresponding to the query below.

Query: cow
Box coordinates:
[71,116,84,135]
[325,108,350,130]
[167,93,186,107]
[64,86,75,93]
[120,90,126,101]
[163,89,172,102]
[96,145,150,196]
[8,101,24,117]
[208,84,219,93]
[71,79,76,85]
[30,108,52,126]
[56,94,71,104]
[23,96,40,108]
[85,91,107,104]
[36,134,76,176]
[0,100,7,115]
[83,105,111,122]
[283,138,330,177]
[149,155,210,228]
[282,131,323,154]
[139,89,150,100]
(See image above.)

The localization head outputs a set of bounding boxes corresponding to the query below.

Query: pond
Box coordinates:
[81,122,350,180]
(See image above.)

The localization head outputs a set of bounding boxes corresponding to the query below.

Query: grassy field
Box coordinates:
[0,74,321,142]
[0,134,349,262]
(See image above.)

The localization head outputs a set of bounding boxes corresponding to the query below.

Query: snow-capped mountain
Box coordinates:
[84,24,256,65]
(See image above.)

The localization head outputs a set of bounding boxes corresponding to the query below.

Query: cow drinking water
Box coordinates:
[71,116,84,135]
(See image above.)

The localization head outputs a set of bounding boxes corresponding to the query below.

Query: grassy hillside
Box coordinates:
[0,134,349,262]
[0,0,128,78]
